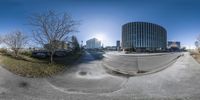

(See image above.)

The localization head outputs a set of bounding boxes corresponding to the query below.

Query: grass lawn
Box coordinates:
[0,52,82,77]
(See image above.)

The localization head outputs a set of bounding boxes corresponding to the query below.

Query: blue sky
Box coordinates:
[0,0,200,48]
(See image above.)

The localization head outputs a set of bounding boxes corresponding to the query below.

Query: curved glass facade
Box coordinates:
[122,22,167,51]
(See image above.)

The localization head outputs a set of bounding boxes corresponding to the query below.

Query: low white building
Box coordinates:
[86,38,101,49]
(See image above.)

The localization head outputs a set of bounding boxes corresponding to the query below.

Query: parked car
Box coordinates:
[32,50,49,58]
[32,49,73,58]
[54,51,66,57]
[35,52,47,58]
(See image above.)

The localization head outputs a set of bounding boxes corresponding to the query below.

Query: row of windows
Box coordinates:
[122,22,167,49]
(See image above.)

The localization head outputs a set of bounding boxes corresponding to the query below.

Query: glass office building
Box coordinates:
[122,22,167,52]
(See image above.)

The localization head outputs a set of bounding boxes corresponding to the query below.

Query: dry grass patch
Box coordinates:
[190,51,200,63]
[0,55,64,77]
[0,52,82,77]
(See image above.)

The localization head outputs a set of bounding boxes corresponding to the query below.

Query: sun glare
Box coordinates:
[94,33,106,42]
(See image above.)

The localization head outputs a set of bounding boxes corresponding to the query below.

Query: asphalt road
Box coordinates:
[0,52,200,100]
[103,52,181,74]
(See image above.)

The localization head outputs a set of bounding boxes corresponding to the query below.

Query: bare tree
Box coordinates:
[29,10,78,63]
[195,41,199,48]
[0,37,2,44]
[3,31,28,57]
[196,35,200,53]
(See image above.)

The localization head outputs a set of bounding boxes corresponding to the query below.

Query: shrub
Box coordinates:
[20,51,32,57]
[0,48,8,54]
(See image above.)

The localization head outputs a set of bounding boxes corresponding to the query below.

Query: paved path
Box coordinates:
[0,52,200,100]
[46,51,128,94]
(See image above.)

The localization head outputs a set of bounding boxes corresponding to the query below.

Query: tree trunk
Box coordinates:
[50,51,54,63]
[14,50,18,57]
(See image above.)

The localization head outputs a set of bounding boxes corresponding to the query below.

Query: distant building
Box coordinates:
[105,46,117,51]
[116,40,120,50]
[86,38,101,49]
[44,40,68,50]
[122,22,167,52]
[168,41,181,51]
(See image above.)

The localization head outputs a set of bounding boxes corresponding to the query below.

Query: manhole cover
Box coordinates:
[79,71,87,76]
[19,81,29,88]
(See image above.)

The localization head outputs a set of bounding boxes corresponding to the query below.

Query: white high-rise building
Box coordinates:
[86,38,101,49]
